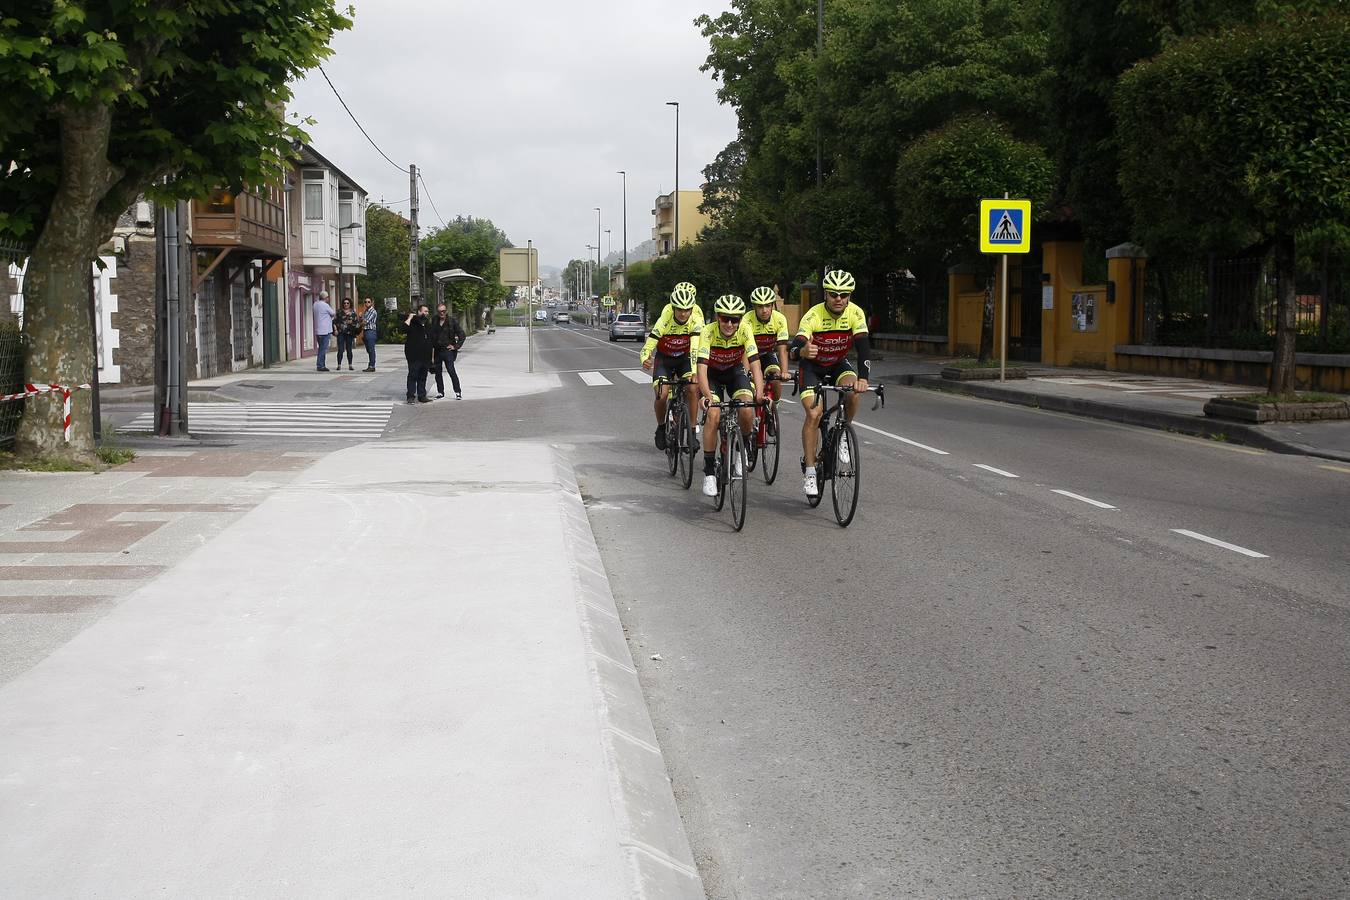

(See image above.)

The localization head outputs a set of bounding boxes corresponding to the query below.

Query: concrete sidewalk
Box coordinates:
[0,442,702,898]
[868,353,1350,462]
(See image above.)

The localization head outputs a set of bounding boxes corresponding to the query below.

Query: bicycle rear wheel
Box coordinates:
[729,428,748,531]
[762,404,780,485]
[830,423,860,527]
[676,404,695,489]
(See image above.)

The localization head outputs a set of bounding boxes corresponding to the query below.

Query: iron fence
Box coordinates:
[1141,251,1349,352]
[1,239,28,447]
[878,271,948,337]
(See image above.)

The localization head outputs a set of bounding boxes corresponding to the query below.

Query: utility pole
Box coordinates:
[667,102,679,255]
[816,0,825,298]
[617,170,627,301]
[409,164,421,308]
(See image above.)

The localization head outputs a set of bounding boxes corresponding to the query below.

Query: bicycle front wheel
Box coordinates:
[830,423,860,527]
[729,428,748,531]
[762,404,780,485]
[665,410,678,477]
[677,404,695,490]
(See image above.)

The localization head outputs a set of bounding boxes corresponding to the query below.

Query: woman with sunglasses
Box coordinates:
[789,270,872,498]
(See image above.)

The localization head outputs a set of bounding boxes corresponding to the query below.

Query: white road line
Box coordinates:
[579,371,613,386]
[1050,489,1118,510]
[620,370,650,384]
[852,421,950,455]
[555,327,643,357]
[973,464,1019,478]
[1171,529,1269,558]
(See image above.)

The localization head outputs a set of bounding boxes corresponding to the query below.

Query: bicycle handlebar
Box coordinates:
[810,381,886,411]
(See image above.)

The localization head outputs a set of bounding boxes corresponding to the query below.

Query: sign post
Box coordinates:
[979,197,1032,381]
[500,245,540,373]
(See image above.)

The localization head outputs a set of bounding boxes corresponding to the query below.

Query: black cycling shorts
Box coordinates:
[799,358,857,398]
[706,366,753,401]
[651,353,693,386]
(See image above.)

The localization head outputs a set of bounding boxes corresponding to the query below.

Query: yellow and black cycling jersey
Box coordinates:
[697,320,759,372]
[795,301,868,367]
[747,309,790,359]
[640,304,705,363]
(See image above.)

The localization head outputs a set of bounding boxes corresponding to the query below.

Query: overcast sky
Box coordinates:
[287,0,738,270]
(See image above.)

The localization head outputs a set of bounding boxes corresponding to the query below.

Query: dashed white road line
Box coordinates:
[619,370,650,384]
[973,464,1019,478]
[579,371,613,386]
[1171,529,1269,559]
[851,421,949,455]
[1051,489,1118,510]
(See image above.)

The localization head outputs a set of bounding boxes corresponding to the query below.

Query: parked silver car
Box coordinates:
[609,313,646,342]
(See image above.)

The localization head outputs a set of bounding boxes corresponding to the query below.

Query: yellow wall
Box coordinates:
[676,191,710,248]
[1041,241,1112,367]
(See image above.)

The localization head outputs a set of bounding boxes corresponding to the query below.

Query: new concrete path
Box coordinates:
[0,441,702,898]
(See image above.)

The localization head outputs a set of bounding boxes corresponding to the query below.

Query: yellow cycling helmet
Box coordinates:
[750,286,777,306]
[713,294,747,317]
[670,284,697,309]
[822,270,856,295]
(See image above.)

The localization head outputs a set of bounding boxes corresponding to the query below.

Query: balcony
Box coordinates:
[192,187,287,259]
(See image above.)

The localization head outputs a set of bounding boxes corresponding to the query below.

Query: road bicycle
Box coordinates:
[701,397,762,532]
[746,373,792,485]
[654,375,697,489]
[801,382,884,527]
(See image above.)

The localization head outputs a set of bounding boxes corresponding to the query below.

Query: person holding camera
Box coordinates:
[404,304,435,404]
[334,298,361,371]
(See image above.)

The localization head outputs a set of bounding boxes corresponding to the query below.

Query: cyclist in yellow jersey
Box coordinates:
[640,282,704,450]
[747,285,790,386]
[789,270,872,498]
[696,294,764,496]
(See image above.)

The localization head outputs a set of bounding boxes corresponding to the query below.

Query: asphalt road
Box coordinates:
[119,323,1350,897]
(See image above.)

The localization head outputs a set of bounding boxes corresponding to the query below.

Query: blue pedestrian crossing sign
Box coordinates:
[979,199,1032,254]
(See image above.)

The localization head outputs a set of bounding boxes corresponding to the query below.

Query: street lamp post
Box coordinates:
[594,207,602,297]
[616,170,627,304]
[666,101,679,256]
[337,221,363,304]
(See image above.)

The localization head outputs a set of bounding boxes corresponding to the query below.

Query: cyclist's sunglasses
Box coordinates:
[717,314,740,324]
[825,291,852,299]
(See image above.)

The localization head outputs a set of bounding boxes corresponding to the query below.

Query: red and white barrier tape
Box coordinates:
[0,383,93,442]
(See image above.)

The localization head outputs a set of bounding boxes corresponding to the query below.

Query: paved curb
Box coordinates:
[901,374,1350,463]
[550,453,706,899]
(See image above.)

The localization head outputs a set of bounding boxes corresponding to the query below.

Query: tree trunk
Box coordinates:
[15,104,120,460]
[1268,233,1298,397]
[977,277,995,363]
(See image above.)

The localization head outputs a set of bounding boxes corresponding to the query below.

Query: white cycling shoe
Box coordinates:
[803,472,819,497]
[702,475,719,497]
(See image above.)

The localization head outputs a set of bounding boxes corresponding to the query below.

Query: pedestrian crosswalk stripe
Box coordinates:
[118,402,393,438]
[579,371,613,386]
[620,370,650,384]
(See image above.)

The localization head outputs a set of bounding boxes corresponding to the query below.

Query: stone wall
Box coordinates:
[108,237,157,385]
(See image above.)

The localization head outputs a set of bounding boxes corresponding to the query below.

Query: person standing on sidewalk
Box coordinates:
[431,304,466,399]
[334,298,361,371]
[404,304,435,404]
[312,290,336,371]
[361,297,379,371]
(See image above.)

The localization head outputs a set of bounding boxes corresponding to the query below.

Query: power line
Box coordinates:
[316,66,409,174]
[418,173,447,229]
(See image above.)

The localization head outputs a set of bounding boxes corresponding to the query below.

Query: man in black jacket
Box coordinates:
[404,304,435,403]
[431,304,467,399]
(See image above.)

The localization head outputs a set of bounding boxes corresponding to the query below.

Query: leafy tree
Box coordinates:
[1115,13,1350,394]
[0,1,351,458]
[358,204,410,340]
[419,216,512,327]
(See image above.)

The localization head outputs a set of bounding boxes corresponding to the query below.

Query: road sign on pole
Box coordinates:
[979,198,1032,383]
[979,199,1031,255]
